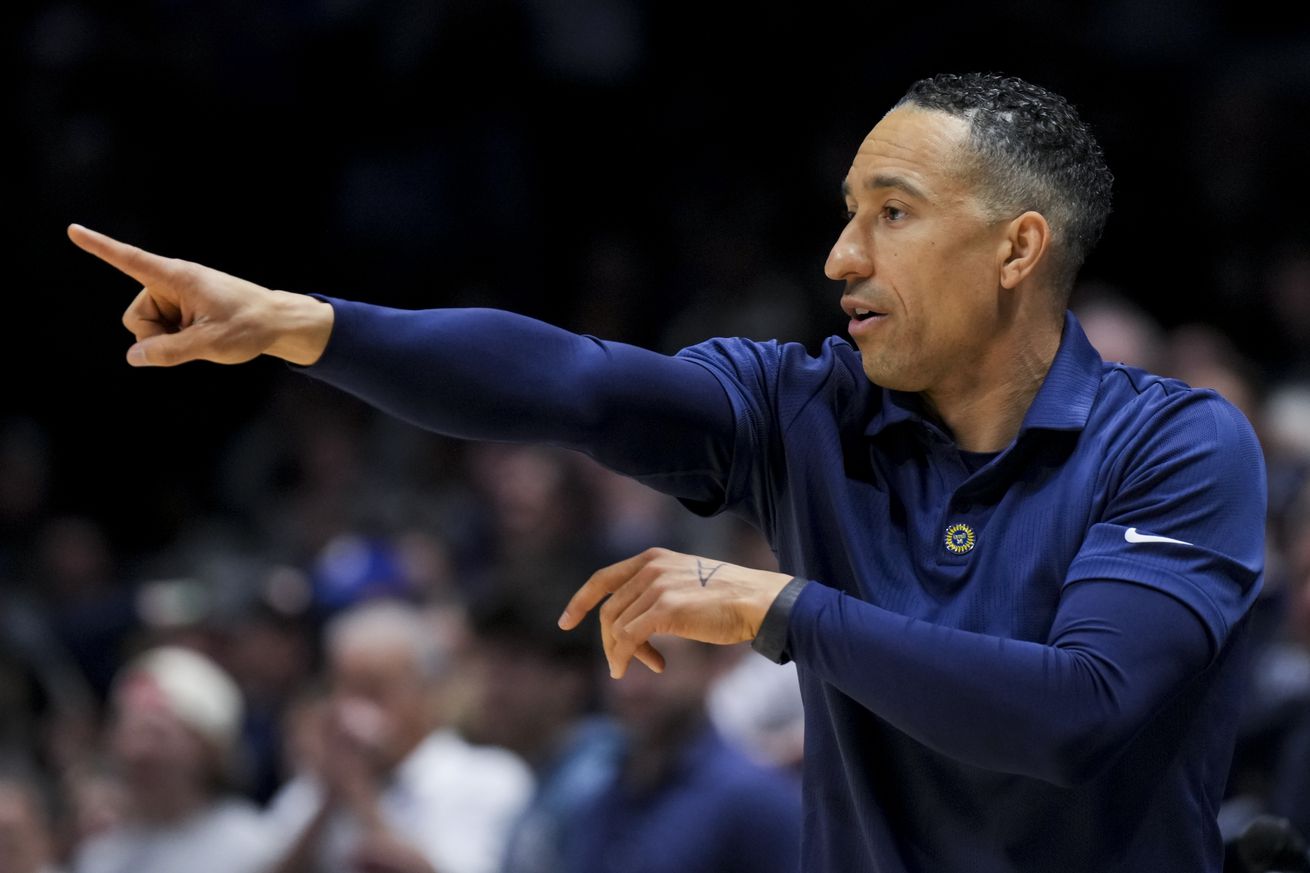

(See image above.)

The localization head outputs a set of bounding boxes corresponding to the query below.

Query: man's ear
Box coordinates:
[998,211,1051,290]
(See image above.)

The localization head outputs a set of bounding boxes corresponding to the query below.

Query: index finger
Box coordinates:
[67,224,179,285]
[558,548,659,630]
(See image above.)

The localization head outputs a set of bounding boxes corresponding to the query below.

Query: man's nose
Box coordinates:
[824,221,872,281]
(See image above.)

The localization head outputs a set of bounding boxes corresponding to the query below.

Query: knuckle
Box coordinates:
[164,258,191,281]
[660,589,689,613]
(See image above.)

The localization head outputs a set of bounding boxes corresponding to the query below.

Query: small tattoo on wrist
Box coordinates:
[696,559,723,587]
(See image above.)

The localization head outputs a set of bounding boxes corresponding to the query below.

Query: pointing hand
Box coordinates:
[68,224,333,367]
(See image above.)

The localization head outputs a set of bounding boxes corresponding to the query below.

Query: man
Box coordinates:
[465,595,621,873]
[565,634,801,873]
[263,600,531,873]
[69,72,1265,872]
[72,646,273,873]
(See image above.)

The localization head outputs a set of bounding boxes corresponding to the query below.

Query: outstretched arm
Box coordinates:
[292,297,734,498]
[69,224,737,502]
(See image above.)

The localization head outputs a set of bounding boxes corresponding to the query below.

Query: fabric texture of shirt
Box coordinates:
[294,299,1266,873]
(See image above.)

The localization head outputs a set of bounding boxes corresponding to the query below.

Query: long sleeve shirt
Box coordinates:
[295,297,1265,873]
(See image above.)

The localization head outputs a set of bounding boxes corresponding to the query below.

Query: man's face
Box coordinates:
[827,106,1012,393]
[469,642,586,757]
[329,643,433,769]
[109,677,211,791]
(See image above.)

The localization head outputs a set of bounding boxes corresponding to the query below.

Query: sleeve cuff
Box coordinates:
[751,577,810,664]
[281,293,338,374]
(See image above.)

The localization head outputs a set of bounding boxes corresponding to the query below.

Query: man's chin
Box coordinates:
[859,358,922,392]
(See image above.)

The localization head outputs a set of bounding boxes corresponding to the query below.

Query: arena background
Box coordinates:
[5,0,1310,867]
[8,0,1308,549]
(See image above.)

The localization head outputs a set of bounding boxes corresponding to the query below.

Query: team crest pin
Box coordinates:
[944,523,976,555]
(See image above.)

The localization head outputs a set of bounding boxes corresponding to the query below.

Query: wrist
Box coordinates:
[264,291,335,366]
[746,571,797,637]
[751,577,809,664]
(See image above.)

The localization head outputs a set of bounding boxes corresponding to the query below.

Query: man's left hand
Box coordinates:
[558,548,791,678]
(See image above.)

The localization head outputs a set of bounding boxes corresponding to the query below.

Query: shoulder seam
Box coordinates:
[778,337,862,437]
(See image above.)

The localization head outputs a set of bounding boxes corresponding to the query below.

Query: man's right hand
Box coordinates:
[67,224,334,367]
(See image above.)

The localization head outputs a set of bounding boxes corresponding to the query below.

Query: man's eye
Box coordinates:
[883,206,906,221]
[842,209,856,222]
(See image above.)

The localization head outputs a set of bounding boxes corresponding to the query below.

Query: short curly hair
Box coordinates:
[895,72,1114,297]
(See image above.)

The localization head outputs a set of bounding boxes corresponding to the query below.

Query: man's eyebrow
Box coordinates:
[840,174,930,202]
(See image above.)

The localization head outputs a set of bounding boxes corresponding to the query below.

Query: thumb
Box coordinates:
[127,331,202,367]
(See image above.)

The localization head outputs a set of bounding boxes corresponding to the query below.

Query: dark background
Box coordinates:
[8,0,1310,557]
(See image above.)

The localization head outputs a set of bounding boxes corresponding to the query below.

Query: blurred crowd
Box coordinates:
[0,373,809,873]
[0,285,1308,873]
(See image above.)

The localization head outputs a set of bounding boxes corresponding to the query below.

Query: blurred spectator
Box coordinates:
[1071,286,1165,372]
[59,766,124,855]
[1222,485,1310,847]
[580,466,683,564]
[1164,323,1262,423]
[221,567,318,805]
[31,518,136,702]
[310,534,410,611]
[72,646,272,873]
[705,651,804,771]
[264,600,530,873]
[564,636,801,873]
[0,775,62,873]
[700,521,805,771]
[466,595,620,873]
[0,419,51,578]
[1261,242,1310,375]
[391,528,461,606]
[1262,382,1310,536]
[1264,510,1310,840]
[467,445,603,604]
[0,590,93,778]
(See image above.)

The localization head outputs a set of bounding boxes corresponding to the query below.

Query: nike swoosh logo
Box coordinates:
[1124,527,1191,546]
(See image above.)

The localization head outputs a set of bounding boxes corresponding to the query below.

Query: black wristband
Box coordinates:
[751,576,809,664]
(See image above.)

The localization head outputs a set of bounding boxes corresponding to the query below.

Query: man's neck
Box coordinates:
[921,315,1064,453]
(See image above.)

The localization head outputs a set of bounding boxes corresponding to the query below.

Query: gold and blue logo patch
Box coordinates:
[944,523,976,555]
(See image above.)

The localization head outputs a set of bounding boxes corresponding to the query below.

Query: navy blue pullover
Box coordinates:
[295,298,1265,873]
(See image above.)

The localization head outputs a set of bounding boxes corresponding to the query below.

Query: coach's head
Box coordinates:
[828,72,1113,401]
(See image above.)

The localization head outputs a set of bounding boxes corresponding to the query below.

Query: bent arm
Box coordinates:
[294,297,737,503]
[780,578,1212,787]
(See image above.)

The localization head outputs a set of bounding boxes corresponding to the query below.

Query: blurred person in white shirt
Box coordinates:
[73,646,272,873]
[265,600,531,873]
